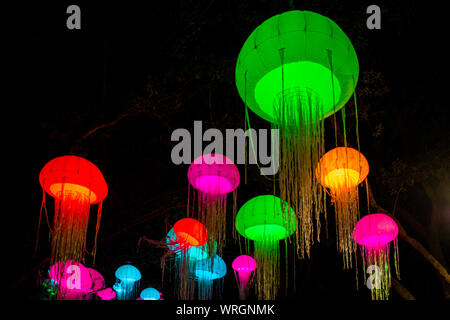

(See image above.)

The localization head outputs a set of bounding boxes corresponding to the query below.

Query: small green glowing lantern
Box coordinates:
[236,195,296,300]
[235,11,359,258]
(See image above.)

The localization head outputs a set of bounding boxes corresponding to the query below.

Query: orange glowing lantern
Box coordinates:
[316,147,369,268]
[38,155,108,269]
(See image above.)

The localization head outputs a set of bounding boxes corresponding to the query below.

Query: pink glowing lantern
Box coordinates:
[352,213,400,300]
[48,260,93,300]
[187,153,240,256]
[232,255,257,300]
[97,288,116,300]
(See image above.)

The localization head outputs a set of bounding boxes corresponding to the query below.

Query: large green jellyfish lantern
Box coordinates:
[235,10,359,258]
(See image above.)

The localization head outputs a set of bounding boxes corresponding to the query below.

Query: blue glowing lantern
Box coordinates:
[193,255,227,300]
[140,287,161,300]
[113,264,141,300]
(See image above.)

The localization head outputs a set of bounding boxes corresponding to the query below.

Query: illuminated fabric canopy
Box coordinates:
[235,10,358,123]
[97,288,116,300]
[140,287,161,300]
[232,255,257,300]
[353,213,400,300]
[38,155,107,270]
[235,11,359,259]
[166,228,216,260]
[114,264,141,300]
[193,255,227,300]
[187,153,240,257]
[316,147,369,269]
[236,195,296,299]
[236,195,296,241]
[48,260,93,300]
[173,218,208,249]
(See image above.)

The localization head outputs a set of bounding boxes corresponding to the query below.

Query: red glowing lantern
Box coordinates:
[37,155,108,269]
[173,218,208,249]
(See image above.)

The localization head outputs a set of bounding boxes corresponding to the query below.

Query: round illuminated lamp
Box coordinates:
[188,153,240,196]
[232,255,257,273]
[173,218,208,248]
[353,213,399,249]
[236,195,296,241]
[316,147,369,189]
[139,287,161,300]
[39,155,108,204]
[235,10,359,124]
[194,255,227,281]
[166,227,216,260]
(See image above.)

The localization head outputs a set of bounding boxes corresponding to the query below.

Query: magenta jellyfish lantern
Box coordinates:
[187,153,240,256]
[352,213,400,300]
[97,288,116,300]
[232,255,257,300]
[48,260,93,300]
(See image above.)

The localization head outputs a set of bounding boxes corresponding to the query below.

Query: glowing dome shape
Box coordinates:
[39,155,108,204]
[188,153,240,195]
[87,268,105,293]
[194,255,227,281]
[232,255,257,272]
[48,260,93,300]
[115,265,142,282]
[140,287,161,300]
[166,228,216,260]
[316,147,369,189]
[353,213,399,249]
[48,260,93,288]
[173,218,208,248]
[235,10,358,124]
[97,288,116,300]
[236,195,296,241]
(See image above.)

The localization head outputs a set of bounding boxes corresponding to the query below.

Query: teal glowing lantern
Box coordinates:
[113,264,141,300]
[235,10,359,258]
[193,255,227,300]
[236,195,296,299]
[139,287,161,300]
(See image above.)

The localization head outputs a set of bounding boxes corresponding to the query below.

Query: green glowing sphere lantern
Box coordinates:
[236,195,296,300]
[235,11,359,258]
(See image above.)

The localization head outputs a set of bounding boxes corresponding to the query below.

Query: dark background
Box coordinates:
[11,0,449,301]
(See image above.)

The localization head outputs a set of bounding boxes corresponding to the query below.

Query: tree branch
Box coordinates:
[367,182,450,284]
[392,278,415,300]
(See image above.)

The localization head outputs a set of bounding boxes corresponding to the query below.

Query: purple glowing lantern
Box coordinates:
[232,255,257,300]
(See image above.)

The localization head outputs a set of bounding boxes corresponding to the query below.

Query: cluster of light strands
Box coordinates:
[187,153,240,257]
[48,260,94,300]
[353,213,400,300]
[113,264,142,300]
[38,155,108,274]
[316,147,369,269]
[236,195,296,299]
[193,255,227,300]
[138,287,162,300]
[97,288,116,300]
[235,10,359,258]
[165,218,208,299]
[232,255,257,300]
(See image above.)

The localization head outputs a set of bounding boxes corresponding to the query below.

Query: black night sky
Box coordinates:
[11,0,449,306]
